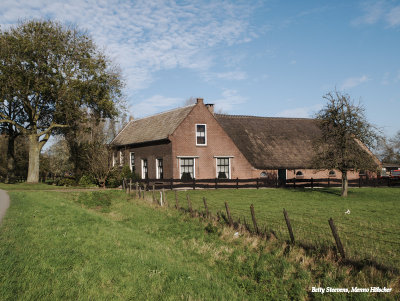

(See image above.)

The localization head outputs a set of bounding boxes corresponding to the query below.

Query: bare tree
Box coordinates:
[313,91,380,197]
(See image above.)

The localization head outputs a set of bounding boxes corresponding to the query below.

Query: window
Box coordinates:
[130,152,135,172]
[112,151,117,167]
[216,158,230,179]
[141,159,148,179]
[196,124,207,145]
[295,171,304,178]
[180,158,194,180]
[260,172,268,178]
[329,170,336,177]
[156,159,163,179]
[119,151,123,166]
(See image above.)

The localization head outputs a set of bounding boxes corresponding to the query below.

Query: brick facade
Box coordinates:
[113,99,373,180]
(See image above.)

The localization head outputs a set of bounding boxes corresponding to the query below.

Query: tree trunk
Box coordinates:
[341,171,348,197]
[5,135,16,183]
[27,134,40,183]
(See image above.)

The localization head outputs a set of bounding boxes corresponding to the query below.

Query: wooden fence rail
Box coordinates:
[132,176,400,190]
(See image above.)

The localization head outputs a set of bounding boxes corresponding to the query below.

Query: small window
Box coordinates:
[196,124,207,145]
[112,151,117,167]
[156,158,163,179]
[260,172,268,178]
[295,171,304,178]
[119,151,124,166]
[130,152,135,172]
[180,158,195,180]
[359,170,366,176]
[329,170,336,177]
[216,158,230,179]
[141,159,148,179]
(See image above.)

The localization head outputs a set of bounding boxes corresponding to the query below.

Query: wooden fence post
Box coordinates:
[358,177,361,188]
[328,218,345,259]
[162,188,166,206]
[224,201,233,226]
[236,177,239,189]
[256,178,259,189]
[193,178,196,190]
[250,204,259,234]
[311,177,314,189]
[152,185,156,203]
[283,209,295,244]
[135,182,139,198]
[187,194,194,217]
[203,197,209,218]
[175,190,179,209]
[142,184,146,199]
[170,178,173,190]
[328,177,330,188]
[215,177,218,189]
[129,179,132,195]
[293,177,296,189]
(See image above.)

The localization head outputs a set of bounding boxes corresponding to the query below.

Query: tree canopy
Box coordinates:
[313,91,380,197]
[0,20,124,182]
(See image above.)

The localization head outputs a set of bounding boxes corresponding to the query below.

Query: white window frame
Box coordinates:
[129,152,135,172]
[178,157,196,179]
[195,124,207,146]
[119,150,123,166]
[215,157,231,179]
[156,158,163,179]
[112,151,116,167]
[141,159,148,179]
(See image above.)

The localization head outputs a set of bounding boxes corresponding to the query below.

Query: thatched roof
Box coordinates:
[215,114,321,169]
[111,105,194,146]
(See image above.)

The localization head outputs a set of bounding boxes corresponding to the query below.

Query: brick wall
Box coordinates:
[120,141,172,179]
[170,100,260,179]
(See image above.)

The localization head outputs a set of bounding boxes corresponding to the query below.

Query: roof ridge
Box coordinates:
[133,104,195,123]
[215,113,314,120]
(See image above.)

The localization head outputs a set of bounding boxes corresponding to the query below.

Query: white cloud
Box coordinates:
[202,70,247,81]
[341,75,370,90]
[0,0,256,92]
[277,104,322,118]
[353,1,400,28]
[213,89,247,112]
[387,6,400,27]
[132,95,183,118]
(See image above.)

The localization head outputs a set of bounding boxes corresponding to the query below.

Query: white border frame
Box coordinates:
[156,158,163,179]
[178,157,196,179]
[215,157,231,179]
[195,124,207,146]
[129,152,135,172]
[141,159,148,179]
[119,150,123,166]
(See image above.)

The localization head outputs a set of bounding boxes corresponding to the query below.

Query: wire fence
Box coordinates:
[124,181,400,274]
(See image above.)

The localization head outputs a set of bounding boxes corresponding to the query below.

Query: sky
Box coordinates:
[1,0,399,138]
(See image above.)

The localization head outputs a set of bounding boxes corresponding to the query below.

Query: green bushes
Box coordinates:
[54,177,76,187]
[78,175,96,187]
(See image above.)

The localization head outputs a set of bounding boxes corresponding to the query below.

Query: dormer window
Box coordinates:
[196,124,207,146]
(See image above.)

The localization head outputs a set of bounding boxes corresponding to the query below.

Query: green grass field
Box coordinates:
[0,187,399,300]
[167,187,400,271]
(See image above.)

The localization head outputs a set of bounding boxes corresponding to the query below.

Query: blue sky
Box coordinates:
[1,0,399,137]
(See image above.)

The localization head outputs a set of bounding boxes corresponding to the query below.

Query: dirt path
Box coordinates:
[0,189,10,225]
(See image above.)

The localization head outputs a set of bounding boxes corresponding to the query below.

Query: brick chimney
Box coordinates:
[196,98,204,104]
[205,103,214,114]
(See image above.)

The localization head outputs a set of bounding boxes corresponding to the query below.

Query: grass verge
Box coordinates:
[0,188,399,300]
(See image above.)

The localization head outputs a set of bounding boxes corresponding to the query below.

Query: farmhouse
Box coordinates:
[111,98,374,181]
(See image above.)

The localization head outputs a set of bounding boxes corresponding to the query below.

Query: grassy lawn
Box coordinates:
[0,187,399,300]
[0,182,100,191]
[168,187,400,271]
